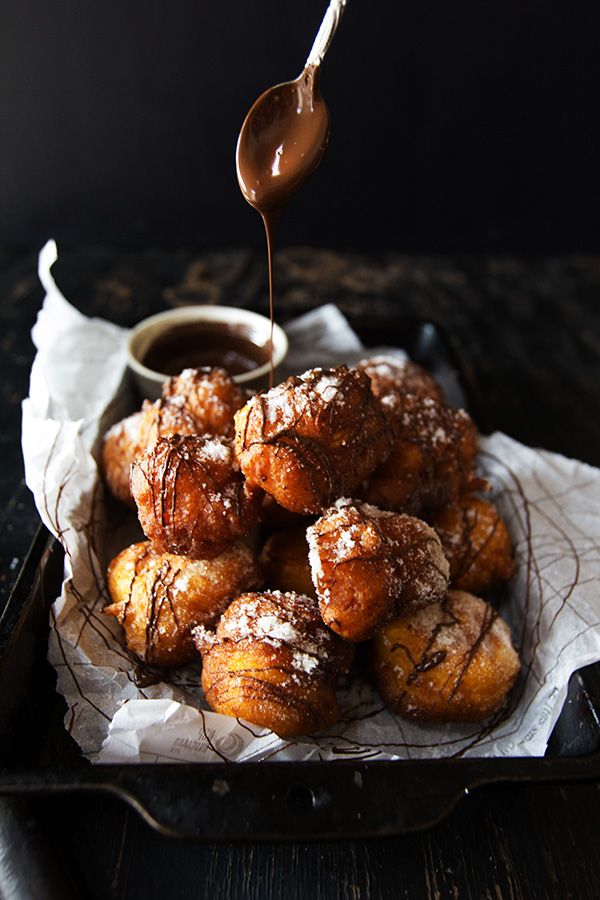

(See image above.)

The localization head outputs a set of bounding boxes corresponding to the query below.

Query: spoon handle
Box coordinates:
[304,0,348,69]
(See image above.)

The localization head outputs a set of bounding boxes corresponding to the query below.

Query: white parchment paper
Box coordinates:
[22,241,600,763]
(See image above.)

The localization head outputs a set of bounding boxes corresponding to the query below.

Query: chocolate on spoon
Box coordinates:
[236,0,346,215]
[235,0,347,386]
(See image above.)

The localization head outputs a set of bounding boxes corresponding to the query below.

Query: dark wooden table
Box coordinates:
[1,245,599,899]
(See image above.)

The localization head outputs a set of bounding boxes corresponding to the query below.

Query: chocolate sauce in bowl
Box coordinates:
[142,321,270,377]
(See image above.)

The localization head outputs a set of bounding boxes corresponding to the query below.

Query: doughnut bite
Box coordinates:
[194,590,353,737]
[234,366,393,515]
[362,395,483,515]
[370,590,520,722]
[101,411,144,507]
[259,528,314,597]
[307,500,449,642]
[357,355,444,416]
[104,541,261,668]
[135,396,200,454]
[161,367,245,437]
[130,434,262,559]
[101,367,245,506]
[430,494,516,594]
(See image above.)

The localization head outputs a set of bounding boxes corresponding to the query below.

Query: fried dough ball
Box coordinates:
[194,591,353,737]
[357,355,443,416]
[162,367,245,437]
[130,434,262,559]
[430,495,516,594]
[135,396,200,452]
[235,366,393,515]
[136,367,245,449]
[306,500,449,642]
[102,400,196,507]
[260,528,314,597]
[103,541,261,668]
[101,411,144,507]
[362,395,483,515]
[370,590,520,722]
[101,367,244,506]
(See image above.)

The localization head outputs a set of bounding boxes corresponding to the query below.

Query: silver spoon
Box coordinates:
[236,0,348,214]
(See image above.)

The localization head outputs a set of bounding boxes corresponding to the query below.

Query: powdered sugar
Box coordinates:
[259,366,350,426]
[358,354,409,377]
[173,572,191,594]
[254,614,299,643]
[200,437,231,463]
[262,384,295,425]
[211,591,335,677]
[306,526,324,581]
[307,502,450,639]
[336,528,356,555]
[311,371,343,402]
[105,410,143,442]
[191,624,217,650]
[292,651,320,674]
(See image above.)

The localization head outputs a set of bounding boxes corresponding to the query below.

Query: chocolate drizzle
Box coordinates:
[235,367,394,513]
[131,433,261,558]
[44,402,600,760]
[307,500,450,641]
[236,64,330,384]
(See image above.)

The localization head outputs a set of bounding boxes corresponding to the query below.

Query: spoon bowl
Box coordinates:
[236,66,330,213]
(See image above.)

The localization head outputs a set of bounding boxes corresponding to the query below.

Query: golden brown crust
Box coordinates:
[103,541,261,667]
[135,397,199,453]
[101,411,144,507]
[370,590,520,722]
[362,395,484,514]
[430,495,516,593]
[357,355,444,415]
[194,591,353,737]
[260,528,315,597]
[161,367,245,437]
[102,367,245,506]
[307,500,449,642]
[130,434,262,559]
[234,366,393,515]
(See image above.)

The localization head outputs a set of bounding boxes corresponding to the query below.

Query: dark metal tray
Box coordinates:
[1,317,599,840]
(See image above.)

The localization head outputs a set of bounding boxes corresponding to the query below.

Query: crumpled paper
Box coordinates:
[22,240,600,763]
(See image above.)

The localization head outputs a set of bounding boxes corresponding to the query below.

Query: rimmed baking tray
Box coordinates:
[1,316,598,840]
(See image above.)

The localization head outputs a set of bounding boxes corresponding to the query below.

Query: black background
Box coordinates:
[2,0,600,252]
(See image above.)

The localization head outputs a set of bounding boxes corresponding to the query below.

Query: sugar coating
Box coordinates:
[357,355,443,414]
[333,497,395,519]
[235,365,393,516]
[307,501,449,626]
[397,396,466,452]
[105,540,260,666]
[105,410,143,443]
[201,437,231,463]
[161,367,244,438]
[250,366,365,429]
[102,411,146,504]
[131,433,260,559]
[200,591,337,680]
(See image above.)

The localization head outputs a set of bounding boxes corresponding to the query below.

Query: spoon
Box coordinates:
[235,0,347,387]
[236,0,347,215]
